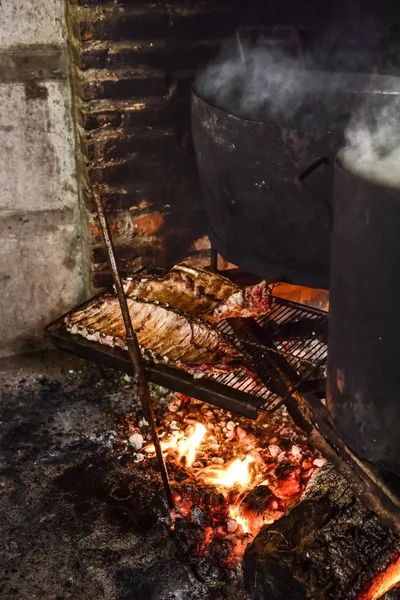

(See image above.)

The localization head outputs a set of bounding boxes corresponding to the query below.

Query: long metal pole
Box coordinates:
[93,186,174,509]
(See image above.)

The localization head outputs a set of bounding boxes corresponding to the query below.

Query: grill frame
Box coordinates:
[45,293,328,419]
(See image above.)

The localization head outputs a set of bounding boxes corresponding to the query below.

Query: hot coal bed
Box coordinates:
[3,1,400,599]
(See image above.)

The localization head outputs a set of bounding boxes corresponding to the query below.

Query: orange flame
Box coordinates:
[359,554,400,600]
[143,431,181,455]
[144,422,269,537]
[198,455,255,490]
[176,423,206,467]
[143,417,309,541]
[144,422,206,468]
[229,505,251,534]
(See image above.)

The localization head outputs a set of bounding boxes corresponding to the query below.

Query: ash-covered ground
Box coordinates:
[0,352,249,600]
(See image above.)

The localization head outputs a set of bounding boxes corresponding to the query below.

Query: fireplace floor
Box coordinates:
[0,352,249,600]
[1,352,398,600]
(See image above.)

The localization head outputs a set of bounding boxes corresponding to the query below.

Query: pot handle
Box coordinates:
[295,156,334,195]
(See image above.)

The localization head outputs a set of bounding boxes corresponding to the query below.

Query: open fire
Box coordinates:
[115,391,400,597]
[144,421,275,538]
[118,392,326,573]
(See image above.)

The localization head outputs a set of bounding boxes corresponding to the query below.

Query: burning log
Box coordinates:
[381,583,400,599]
[359,555,400,600]
[243,464,400,600]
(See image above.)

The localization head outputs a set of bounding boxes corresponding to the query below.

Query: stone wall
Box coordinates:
[0,1,89,357]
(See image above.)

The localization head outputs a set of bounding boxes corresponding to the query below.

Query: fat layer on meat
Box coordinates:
[123,264,273,322]
[65,293,244,374]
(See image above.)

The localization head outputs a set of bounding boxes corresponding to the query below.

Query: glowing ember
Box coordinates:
[359,554,400,600]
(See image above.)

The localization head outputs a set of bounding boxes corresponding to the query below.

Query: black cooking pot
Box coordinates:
[192,73,400,290]
[300,152,400,476]
[192,87,340,289]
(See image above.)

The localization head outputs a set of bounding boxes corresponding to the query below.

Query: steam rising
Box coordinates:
[196,42,309,124]
[342,94,400,188]
[197,38,400,188]
[195,41,360,131]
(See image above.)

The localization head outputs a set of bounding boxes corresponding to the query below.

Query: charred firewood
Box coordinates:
[239,485,281,527]
[243,464,400,600]
[173,518,231,585]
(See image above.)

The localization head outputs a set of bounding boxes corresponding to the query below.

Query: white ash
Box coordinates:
[268,445,282,459]
[227,520,239,533]
[313,458,327,468]
[209,444,220,452]
[291,445,303,457]
[129,433,144,451]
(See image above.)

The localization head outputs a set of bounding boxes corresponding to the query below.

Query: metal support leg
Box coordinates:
[210,246,218,273]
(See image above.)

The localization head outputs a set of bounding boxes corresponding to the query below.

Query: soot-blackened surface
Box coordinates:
[0,355,248,600]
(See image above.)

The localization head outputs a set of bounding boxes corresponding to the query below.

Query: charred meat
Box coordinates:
[123,264,273,322]
[65,293,245,375]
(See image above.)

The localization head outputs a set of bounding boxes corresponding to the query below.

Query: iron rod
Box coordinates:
[93,186,174,509]
[267,358,326,413]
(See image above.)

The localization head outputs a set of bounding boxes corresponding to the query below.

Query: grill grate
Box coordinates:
[46,295,328,418]
[208,297,328,412]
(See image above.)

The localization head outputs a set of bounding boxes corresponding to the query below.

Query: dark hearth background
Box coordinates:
[67,0,400,288]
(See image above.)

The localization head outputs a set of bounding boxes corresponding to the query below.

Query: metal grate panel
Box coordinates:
[46,295,328,417]
[208,297,328,412]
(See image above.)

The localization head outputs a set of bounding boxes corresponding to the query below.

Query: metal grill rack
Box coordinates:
[45,290,400,534]
[213,298,328,412]
[46,294,328,419]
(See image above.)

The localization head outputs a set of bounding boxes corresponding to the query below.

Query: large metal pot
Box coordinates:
[192,73,400,289]
[301,151,400,476]
[192,87,338,289]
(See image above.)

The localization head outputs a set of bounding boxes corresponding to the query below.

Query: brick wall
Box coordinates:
[67,0,239,287]
[67,0,398,288]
